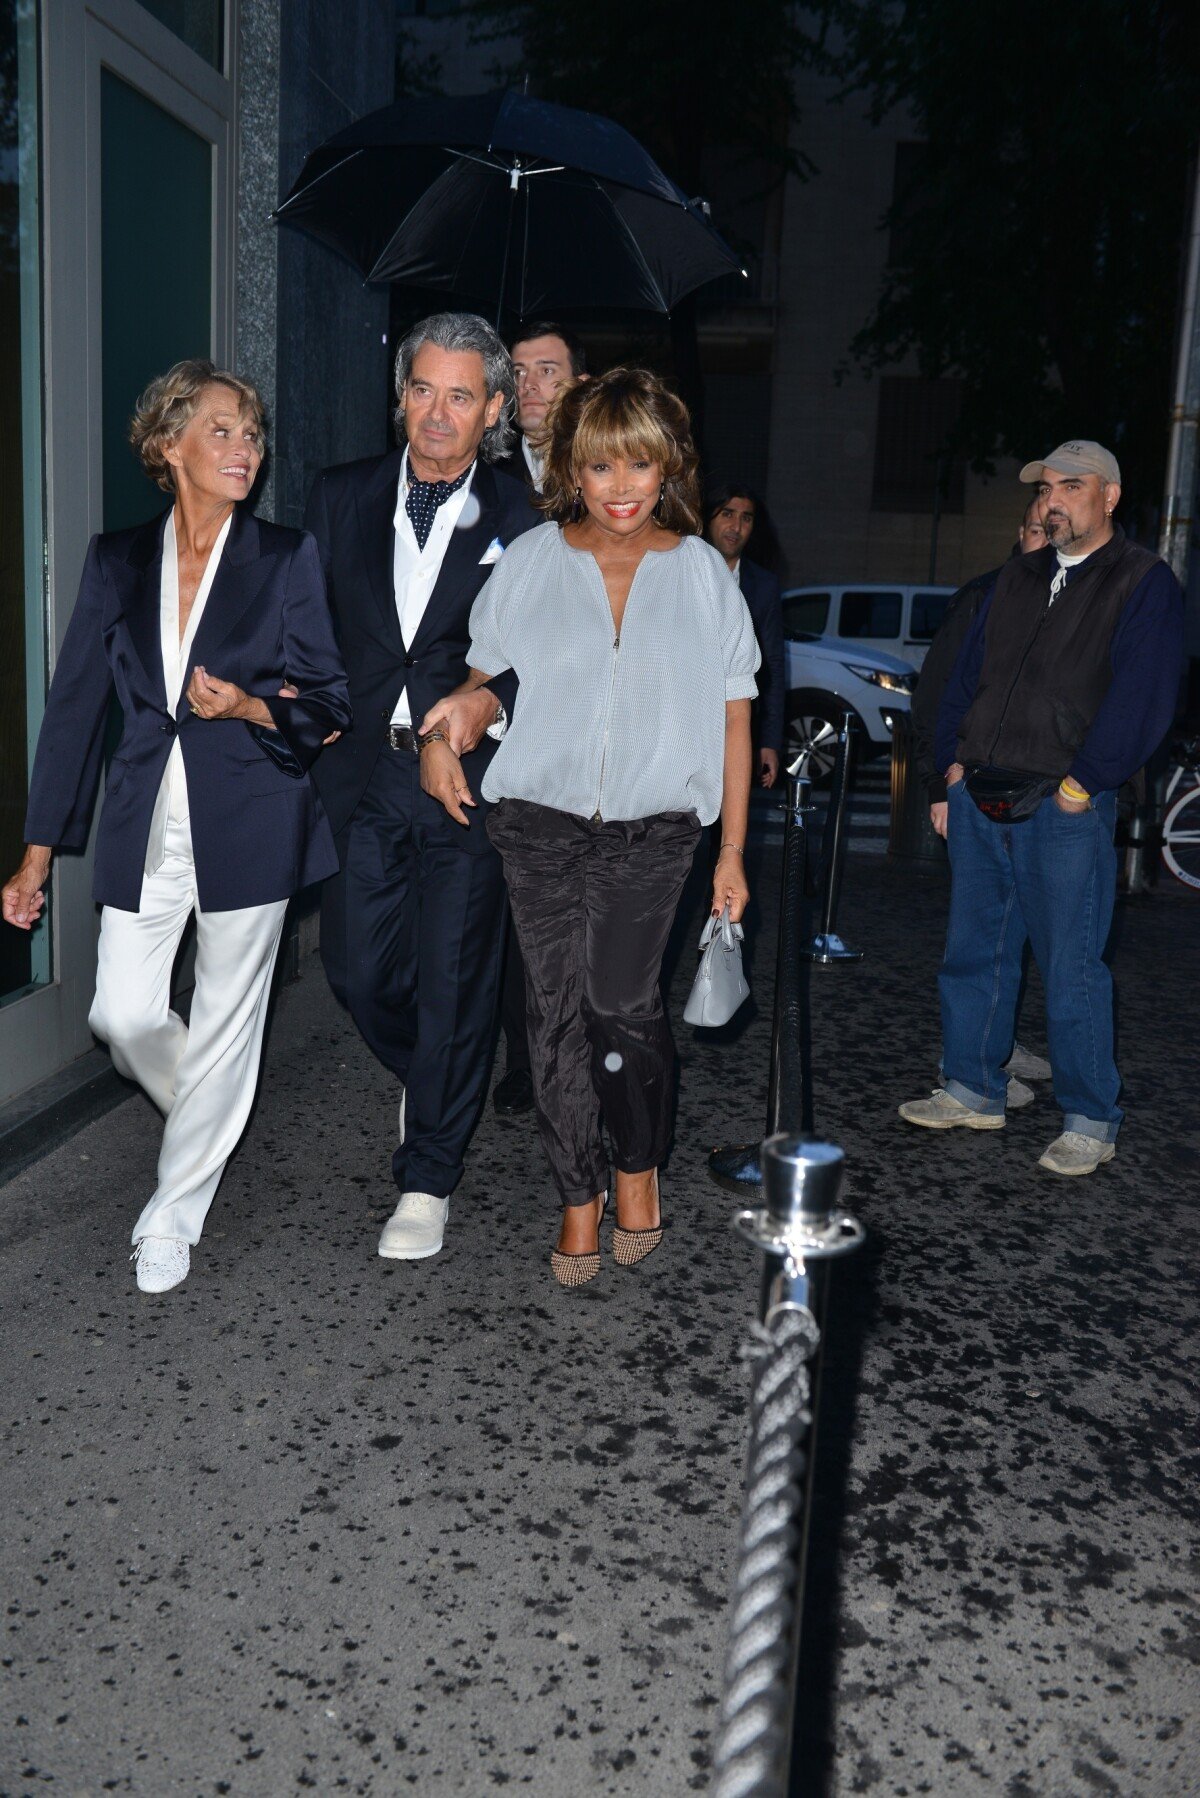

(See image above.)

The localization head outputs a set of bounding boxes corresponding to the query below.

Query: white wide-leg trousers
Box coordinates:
[88,817,288,1246]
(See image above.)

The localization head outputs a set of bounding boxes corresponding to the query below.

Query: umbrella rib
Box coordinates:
[603,195,671,311]
[273,147,365,217]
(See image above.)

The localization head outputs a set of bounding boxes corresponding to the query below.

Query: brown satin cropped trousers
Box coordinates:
[487,799,701,1206]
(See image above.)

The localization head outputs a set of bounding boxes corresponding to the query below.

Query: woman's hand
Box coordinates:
[930,801,949,838]
[418,688,500,756]
[419,740,476,827]
[3,846,52,931]
[712,845,750,925]
[186,666,274,728]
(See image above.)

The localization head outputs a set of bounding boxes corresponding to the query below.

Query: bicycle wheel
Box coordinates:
[1161,785,1200,890]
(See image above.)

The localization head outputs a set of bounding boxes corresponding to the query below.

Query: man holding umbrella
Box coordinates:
[306,313,537,1259]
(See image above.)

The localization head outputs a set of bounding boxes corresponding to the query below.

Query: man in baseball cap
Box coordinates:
[1018,440,1120,485]
[899,435,1184,1176]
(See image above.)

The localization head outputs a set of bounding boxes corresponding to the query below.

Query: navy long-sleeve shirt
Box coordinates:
[935,557,1184,792]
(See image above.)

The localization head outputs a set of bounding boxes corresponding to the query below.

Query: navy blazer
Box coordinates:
[738,557,786,755]
[304,450,539,838]
[24,507,352,913]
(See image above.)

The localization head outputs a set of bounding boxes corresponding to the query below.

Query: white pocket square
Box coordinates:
[478,537,504,566]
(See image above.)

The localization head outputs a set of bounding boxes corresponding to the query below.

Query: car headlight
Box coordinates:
[841,662,916,694]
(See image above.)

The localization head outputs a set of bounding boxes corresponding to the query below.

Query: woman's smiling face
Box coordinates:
[576,454,662,537]
[163,382,263,504]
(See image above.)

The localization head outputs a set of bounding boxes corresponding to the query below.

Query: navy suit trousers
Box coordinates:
[320,747,508,1198]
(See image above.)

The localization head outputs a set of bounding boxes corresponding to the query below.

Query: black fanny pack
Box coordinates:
[963,764,1057,823]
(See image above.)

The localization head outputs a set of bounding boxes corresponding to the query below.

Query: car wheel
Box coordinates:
[785,692,861,786]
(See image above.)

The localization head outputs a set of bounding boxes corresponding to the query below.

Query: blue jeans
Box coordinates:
[939,781,1121,1141]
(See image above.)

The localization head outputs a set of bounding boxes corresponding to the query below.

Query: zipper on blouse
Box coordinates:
[591,632,621,822]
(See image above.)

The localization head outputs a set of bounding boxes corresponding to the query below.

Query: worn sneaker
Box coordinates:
[1037,1132,1116,1176]
[1006,1076,1036,1109]
[378,1192,449,1260]
[898,1089,1006,1130]
[1006,1044,1053,1081]
[131,1236,190,1293]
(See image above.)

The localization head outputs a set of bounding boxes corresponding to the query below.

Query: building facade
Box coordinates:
[0,0,394,1107]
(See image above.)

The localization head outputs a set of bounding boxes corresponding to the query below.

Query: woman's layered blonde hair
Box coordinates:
[130,358,266,493]
[537,366,702,535]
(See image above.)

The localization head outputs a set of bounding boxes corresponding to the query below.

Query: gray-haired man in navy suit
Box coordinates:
[306,314,537,1261]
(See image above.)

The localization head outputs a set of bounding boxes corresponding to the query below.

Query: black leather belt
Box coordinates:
[387,725,418,751]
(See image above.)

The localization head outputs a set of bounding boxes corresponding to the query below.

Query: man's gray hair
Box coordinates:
[392,312,517,463]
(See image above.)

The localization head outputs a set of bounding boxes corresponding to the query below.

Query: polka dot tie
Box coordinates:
[405,465,471,551]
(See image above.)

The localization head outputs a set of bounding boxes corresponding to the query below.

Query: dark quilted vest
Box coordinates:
[957,528,1161,778]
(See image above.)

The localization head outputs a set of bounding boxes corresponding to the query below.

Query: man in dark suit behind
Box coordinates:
[705,482,785,787]
[306,313,537,1261]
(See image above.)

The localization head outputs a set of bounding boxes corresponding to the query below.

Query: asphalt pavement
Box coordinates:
[1,840,1196,1797]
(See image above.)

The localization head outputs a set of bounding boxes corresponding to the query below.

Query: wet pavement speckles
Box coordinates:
[1,850,1197,1795]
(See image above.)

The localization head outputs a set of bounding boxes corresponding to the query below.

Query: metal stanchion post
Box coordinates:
[801,711,863,965]
[708,768,814,1196]
[710,1136,864,1798]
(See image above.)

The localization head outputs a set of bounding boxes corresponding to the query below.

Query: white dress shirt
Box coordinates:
[521,435,545,492]
[146,509,232,876]
[390,449,478,728]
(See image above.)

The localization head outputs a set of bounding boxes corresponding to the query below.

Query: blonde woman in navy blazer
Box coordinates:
[2,361,350,1294]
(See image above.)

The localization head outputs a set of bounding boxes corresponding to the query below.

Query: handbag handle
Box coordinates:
[699,903,743,950]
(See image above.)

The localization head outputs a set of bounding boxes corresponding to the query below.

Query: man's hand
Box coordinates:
[278,682,341,745]
[712,846,750,925]
[186,665,253,719]
[945,761,965,788]
[417,688,500,757]
[419,740,476,827]
[1053,787,1089,814]
[758,748,779,790]
[930,801,949,838]
[2,846,52,931]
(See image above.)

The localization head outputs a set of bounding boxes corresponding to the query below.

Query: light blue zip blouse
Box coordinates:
[468,522,760,826]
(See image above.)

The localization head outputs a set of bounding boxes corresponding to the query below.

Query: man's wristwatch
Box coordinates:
[487,699,508,741]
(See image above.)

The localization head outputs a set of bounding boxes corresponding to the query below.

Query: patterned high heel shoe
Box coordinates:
[612,1169,663,1267]
[550,1192,607,1288]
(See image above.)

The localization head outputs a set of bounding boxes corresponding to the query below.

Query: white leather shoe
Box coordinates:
[1038,1132,1116,1176]
[378,1191,448,1260]
[132,1236,190,1293]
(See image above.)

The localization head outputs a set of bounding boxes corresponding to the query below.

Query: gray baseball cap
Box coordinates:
[1019,440,1121,485]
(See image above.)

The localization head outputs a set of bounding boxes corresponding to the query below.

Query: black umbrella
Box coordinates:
[273,88,744,320]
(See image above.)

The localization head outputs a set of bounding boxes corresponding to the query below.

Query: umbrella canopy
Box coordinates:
[273,89,745,317]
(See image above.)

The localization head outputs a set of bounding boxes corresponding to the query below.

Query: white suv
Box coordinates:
[780,583,954,780]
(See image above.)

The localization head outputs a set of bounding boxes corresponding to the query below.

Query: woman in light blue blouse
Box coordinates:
[418,369,759,1287]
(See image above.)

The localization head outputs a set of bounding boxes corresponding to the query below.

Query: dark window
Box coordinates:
[782,592,830,638]
[871,376,965,514]
[910,592,953,641]
[838,591,902,640]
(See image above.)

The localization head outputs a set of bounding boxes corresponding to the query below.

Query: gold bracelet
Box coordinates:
[1059,777,1090,801]
[416,728,447,751]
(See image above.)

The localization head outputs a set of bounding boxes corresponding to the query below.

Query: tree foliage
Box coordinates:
[820,0,1200,513]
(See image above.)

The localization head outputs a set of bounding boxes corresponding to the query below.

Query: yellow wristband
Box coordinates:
[1059,777,1090,801]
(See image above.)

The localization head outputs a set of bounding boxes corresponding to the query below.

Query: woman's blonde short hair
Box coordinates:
[537,366,702,536]
[129,358,266,493]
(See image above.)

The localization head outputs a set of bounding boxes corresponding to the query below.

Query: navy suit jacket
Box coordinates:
[738,557,786,756]
[24,507,351,913]
[304,450,539,838]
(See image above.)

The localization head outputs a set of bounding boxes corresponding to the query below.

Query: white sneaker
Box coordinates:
[378,1191,449,1260]
[1038,1132,1116,1177]
[132,1236,190,1293]
[1005,1043,1053,1082]
[898,1089,1005,1130]
[1006,1076,1036,1109]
